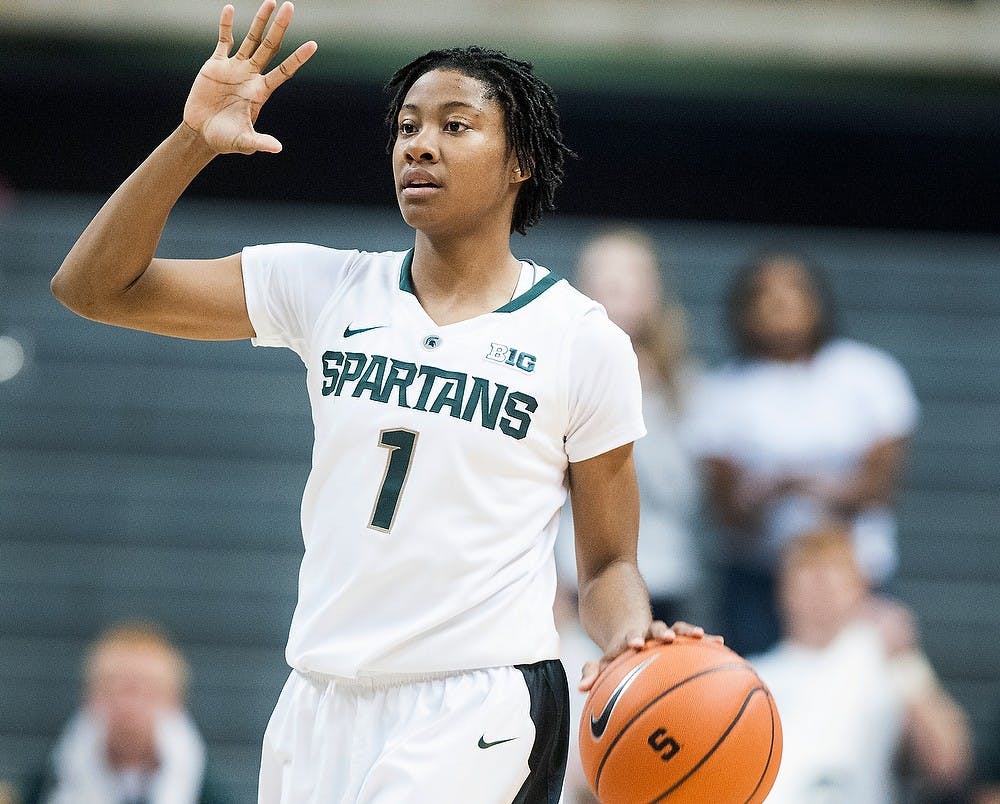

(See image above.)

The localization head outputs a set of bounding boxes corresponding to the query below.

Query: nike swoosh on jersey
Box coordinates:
[343,324,387,338]
[478,735,518,749]
[589,656,657,739]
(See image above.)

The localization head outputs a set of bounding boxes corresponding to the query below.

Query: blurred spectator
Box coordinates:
[684,252,918,655]
[556,227,703,625]
[555,227,704,803]
[23,622,230,804]
[750,525,973,803]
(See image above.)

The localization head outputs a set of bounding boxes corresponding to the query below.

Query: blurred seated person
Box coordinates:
[556,227,703,625]
[24,622,230,804]
[750,525,972,804]
[555,227,702,803]
[684,252,919,655]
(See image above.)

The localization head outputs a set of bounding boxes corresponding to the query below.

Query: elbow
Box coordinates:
[50,263,101,318]
[49,269,72,307]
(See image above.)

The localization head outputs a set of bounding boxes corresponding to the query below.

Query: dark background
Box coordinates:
[1,35,998,234]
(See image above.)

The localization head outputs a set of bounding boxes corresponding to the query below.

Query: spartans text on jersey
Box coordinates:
[321,351,537,441]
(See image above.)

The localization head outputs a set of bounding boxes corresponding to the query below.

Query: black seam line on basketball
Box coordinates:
[742,688,780,804]
[592,662,748,794]
[478,735,518,749]
[590,656,658,739]
[648,686,769,804]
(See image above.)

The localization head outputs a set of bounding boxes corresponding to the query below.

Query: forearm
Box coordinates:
[578,557,652,653]
[827,438,907,514]
[51,124,216,316]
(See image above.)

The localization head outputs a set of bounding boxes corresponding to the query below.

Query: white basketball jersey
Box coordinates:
[242,245,645,677]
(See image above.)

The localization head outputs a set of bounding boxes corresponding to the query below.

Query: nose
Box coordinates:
[403,129,439,163]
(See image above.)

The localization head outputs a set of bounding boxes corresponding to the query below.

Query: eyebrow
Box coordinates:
[400,100,483,114]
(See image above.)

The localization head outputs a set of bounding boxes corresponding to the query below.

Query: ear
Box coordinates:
[511,162,532,184]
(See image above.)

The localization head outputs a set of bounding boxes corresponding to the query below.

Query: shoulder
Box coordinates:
[242,244,405,275]
[546,274,628,346]
[817,338,910,377]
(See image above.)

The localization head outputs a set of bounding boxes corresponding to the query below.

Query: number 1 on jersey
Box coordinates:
[370,428,419,532]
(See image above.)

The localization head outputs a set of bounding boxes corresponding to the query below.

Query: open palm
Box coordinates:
[183,1,317,155]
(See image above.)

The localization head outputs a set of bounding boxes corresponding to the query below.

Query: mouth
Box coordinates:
[400,172,441,197]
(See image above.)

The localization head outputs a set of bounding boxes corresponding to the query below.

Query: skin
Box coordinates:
[49,1,712,694]
[86,642,186,771]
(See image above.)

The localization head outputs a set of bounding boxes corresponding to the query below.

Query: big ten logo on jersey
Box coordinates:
[485,342,536,373]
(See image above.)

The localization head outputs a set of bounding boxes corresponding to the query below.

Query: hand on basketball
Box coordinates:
[579,621,722,692]
[182,1,317,155]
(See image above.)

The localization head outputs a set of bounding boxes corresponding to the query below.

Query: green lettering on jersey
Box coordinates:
[321,350,344,396]
[318,351,536,442]
[428,369,467,418]
[499,391,537,440]
[353,354,388,399]
[413,365,448,412]
[376,359,417,407]
[461,376,508,430]
[335,352,368,396]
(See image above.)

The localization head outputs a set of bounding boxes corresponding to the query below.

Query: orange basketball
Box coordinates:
[579,635,782,803]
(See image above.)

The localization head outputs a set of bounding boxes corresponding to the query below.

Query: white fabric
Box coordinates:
[749,623,906,804]
[44,709,206,804]
[259,667,535,804]
[683,338,918,580]
[555,384,702,598]
[241,245,645,677]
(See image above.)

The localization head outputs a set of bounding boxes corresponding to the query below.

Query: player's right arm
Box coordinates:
[50,2,317,340]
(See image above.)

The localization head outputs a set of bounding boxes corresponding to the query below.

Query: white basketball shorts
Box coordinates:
[258,659,569,804]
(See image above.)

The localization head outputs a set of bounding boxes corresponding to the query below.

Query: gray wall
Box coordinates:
[1,193,998,800]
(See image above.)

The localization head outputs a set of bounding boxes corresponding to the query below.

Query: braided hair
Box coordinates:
[385,46,575,235]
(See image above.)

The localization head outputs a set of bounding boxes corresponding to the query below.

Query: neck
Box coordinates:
[410,229,522,325]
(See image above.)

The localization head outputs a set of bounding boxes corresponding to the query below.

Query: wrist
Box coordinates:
[172,121,219,165]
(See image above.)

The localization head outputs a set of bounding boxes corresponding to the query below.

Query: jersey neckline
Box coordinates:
[397,249,563,315]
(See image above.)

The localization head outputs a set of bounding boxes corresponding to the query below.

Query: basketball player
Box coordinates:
[50,3,711,801]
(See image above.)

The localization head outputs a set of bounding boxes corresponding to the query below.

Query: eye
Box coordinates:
[399,121,417,135]
[444,120,468,133]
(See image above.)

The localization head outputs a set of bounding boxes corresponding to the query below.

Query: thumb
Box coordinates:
[241,131,283,155]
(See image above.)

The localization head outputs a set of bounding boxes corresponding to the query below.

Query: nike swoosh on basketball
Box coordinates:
[478,735,517,749]
[343,324,387,338]
[589,656,657,739]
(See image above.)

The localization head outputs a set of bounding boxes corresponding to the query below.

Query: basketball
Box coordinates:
[579,635,782,803]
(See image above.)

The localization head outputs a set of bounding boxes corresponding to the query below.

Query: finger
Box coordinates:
[670,621,705,638]
[251,1,294,72]
[233,130,283,155]
[647,620,675,642]
[579,659,603,692]
[236,0,277,62]
[263,39,317,94]
[624,629,647,650]
[214,5,236,59]
[251,132,283,154]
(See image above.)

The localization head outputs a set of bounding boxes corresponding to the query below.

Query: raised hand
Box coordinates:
[183,1,317,155]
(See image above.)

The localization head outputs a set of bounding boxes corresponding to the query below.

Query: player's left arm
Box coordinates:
[569,442,715,692]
